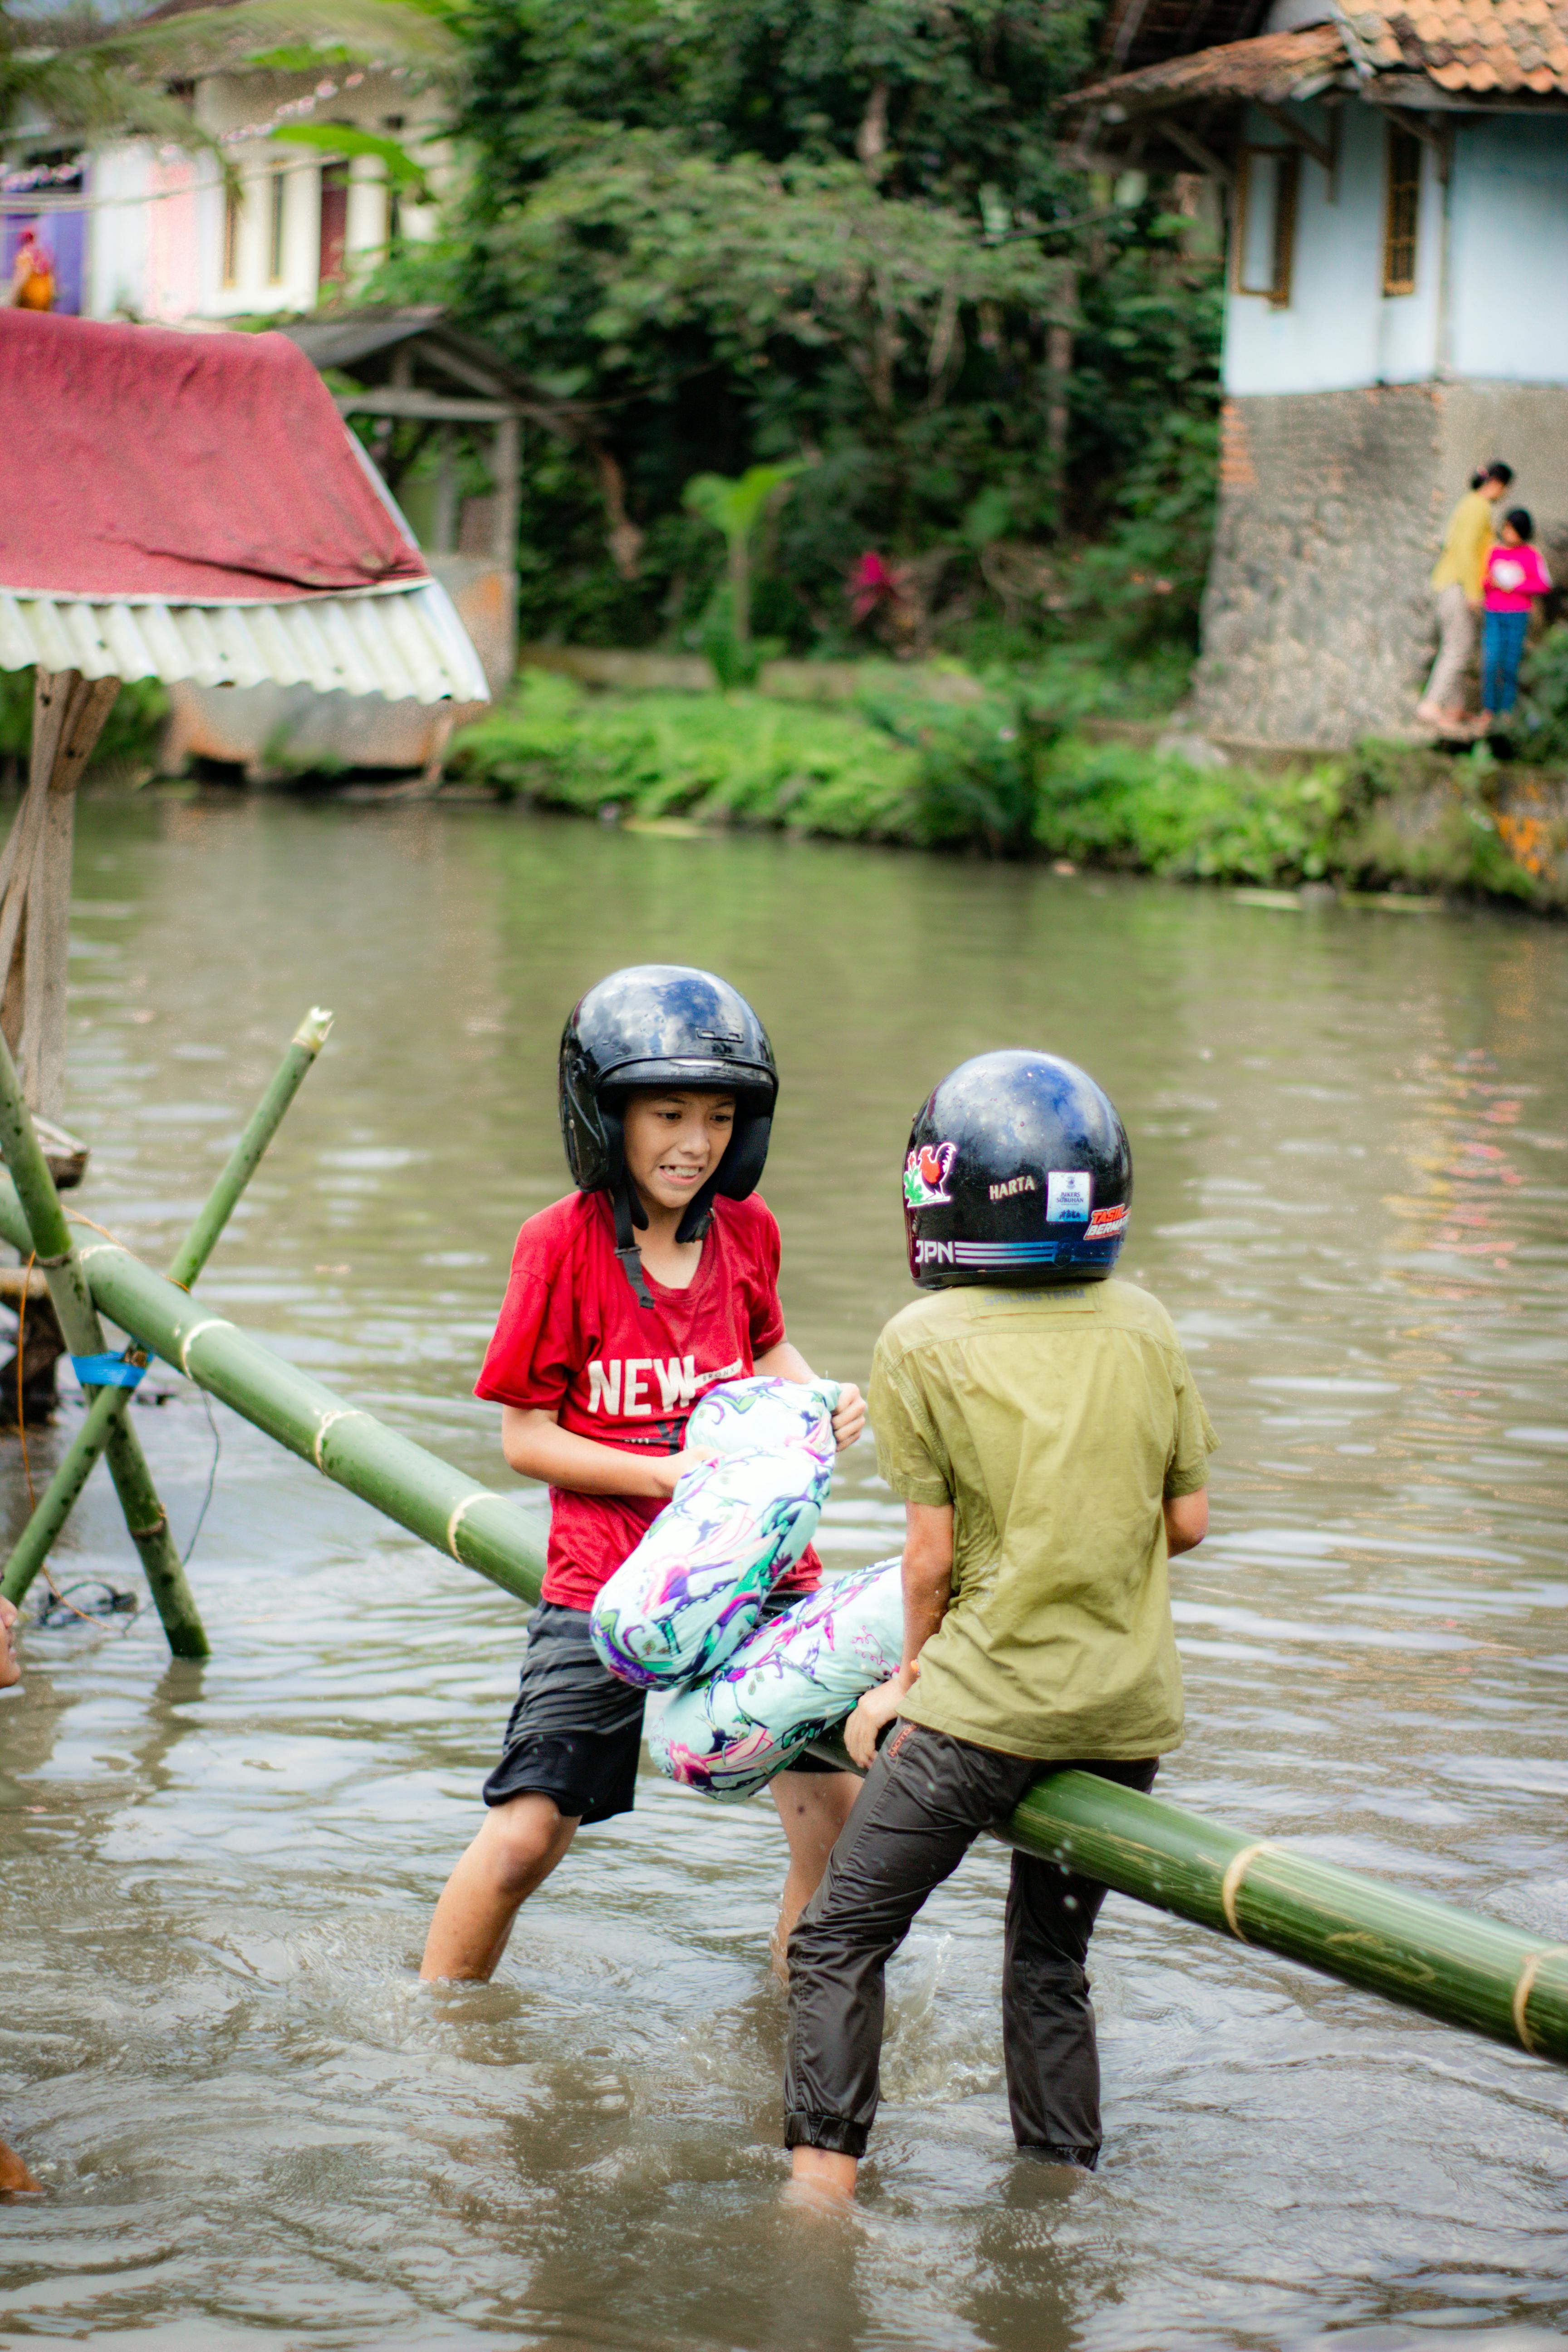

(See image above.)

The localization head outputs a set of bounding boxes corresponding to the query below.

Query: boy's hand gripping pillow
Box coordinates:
[588,1376,840,1690]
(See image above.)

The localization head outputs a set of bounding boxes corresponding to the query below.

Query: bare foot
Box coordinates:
[0,2138,42,2195]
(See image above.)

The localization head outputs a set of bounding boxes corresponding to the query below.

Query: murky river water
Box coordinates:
[3,794,1568,2351]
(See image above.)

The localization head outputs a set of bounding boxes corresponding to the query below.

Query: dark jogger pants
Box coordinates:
[784,1723,1157,2167]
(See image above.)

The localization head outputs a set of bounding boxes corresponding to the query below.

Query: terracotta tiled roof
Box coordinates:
[1072,0,1568,103]
[1338,0,1568,93]
[1068,22,1348,107]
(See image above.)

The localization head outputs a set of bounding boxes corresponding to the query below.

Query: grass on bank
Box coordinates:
[450,671,1564,908]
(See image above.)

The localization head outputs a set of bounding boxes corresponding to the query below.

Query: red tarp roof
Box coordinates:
[2,310,431,604]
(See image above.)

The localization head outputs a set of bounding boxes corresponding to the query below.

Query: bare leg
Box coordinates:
[421,1793,580,1982]
[769,1768,861,1981]
[789,2145,858,2202]
[0,2137,41,2195]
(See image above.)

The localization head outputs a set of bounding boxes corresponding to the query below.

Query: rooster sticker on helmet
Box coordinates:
[903,1141,957,1208]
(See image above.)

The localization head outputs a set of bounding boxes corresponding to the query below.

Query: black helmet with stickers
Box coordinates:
[560,965,778,1302]
[903,1049,1131,1290]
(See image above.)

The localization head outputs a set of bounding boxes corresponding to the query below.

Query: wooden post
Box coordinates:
[493,412,520,687]
[1046,269,1077,471]
[0,670,120,1118]
[432,425,459,556]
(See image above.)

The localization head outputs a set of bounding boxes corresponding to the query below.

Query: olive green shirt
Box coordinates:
[868,1279,1216,1761]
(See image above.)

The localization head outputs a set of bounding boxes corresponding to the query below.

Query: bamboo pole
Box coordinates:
[0,1166,544,1611]
[793,1731,1568,2069]
[999,1766,1568,2063]
[0,1027,209,1658]
[1,1009,334,1616]
[0,1157,1562,2072]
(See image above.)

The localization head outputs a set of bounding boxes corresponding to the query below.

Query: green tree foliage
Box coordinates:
[1,0,452,159]
[372,0,1221,657]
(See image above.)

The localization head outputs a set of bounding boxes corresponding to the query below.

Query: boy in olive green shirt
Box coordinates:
[784,1049,1215,2199]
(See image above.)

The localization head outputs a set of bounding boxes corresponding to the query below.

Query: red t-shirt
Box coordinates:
[475,1188,823,1611]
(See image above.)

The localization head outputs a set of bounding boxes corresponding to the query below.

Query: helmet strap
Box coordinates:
[674,1186,716,1246]
[612,1173,656,1309]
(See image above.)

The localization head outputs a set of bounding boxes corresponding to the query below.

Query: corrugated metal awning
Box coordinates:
[0,580,489,706]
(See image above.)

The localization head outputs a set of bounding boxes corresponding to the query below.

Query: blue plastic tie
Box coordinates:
[70,1353,147,1390]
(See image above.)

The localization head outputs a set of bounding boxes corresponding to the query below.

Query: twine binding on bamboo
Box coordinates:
[1511,1946,1568,2053]
[177,1316,232,1374]
[311,1407,368,1470]
[445,1490,494,1560]
[1220,1841,1277,1940]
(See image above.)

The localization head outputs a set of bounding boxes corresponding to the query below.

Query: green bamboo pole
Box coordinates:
[167,1010,334,1291]
[1,1009,333,1617]
[0,1166,544,1612]
[0,1031,209,1658]
[1000,1769,1568,2066]
[0,1161,1561,2073]
[794,1730,1568,2069]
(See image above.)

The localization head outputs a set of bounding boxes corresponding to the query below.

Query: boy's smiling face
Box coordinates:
[623,1089,736,1216]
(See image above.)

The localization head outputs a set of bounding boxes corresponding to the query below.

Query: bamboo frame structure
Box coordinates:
[0,1009,333,1617]
[0,1020,208,1655]
[0,1165,544,1612]
[0,1122,1558,2074]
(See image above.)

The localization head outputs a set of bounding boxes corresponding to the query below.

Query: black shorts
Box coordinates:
[482,1594,844,1824]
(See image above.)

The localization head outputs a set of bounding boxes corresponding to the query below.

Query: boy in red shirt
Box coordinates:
[421,965,864,1982]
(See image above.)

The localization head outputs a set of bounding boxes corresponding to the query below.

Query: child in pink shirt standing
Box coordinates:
[1480,508,1552,731]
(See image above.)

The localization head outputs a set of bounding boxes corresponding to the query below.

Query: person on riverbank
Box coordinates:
[1417,462,1513,734]
[421,965,864,1984]
[1479,509,1552,734]
[783,1051,1215,2198]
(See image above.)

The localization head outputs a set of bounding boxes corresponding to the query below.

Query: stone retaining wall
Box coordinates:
[1191,382,1568,749]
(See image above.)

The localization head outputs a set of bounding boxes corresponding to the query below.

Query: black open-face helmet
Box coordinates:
[560,965,778,1302]
[903,1049,1131,1290]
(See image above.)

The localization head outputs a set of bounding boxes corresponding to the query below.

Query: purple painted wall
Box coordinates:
[2,163,87,314]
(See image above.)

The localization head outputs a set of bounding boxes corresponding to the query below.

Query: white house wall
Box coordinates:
[77,66,446,323]
[1448,117,1568,382]
[84,142,151,318]
[1223,101,1442,393]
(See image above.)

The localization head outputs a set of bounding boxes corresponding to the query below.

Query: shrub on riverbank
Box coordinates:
[447,669,1065,852]
[450,674,1565,907]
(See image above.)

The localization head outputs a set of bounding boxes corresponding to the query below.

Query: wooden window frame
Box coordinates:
[1383,122,1422,296]
[221,178,242,290]
[1233,145,1298,308]
[268,165,288,284]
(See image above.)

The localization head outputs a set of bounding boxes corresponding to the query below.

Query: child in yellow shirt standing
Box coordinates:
[1418,461,1512,732]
